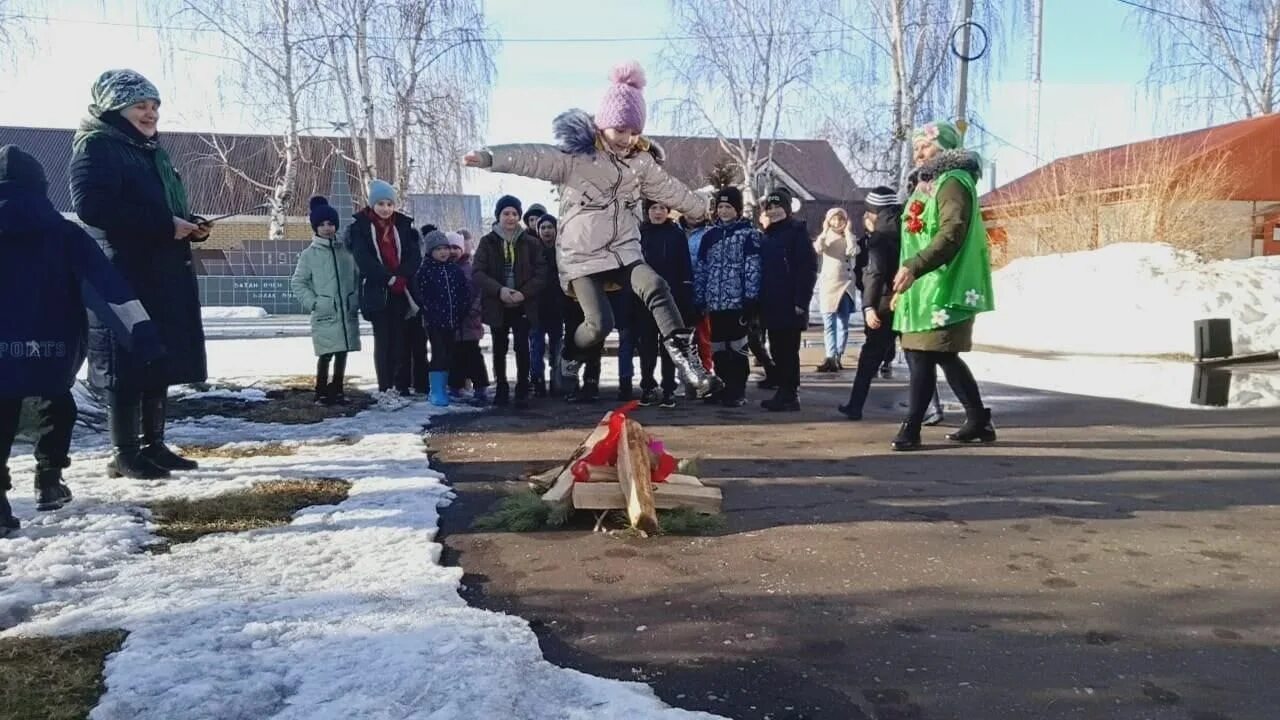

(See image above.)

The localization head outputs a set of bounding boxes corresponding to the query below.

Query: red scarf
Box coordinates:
[366,209,405,294]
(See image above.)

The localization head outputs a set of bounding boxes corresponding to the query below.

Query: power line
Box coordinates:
[11,12,921,44]
[968,119,1039,160]
[1114,0,1274,42]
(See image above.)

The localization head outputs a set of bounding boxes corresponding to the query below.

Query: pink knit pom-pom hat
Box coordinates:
[596,61,648,133]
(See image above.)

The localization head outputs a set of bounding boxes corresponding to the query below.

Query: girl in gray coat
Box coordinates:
[464,61,722,398]
[292,196,361,404]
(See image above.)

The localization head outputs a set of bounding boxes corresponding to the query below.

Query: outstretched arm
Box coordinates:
[464,144,573,185]
[639,160,707,222]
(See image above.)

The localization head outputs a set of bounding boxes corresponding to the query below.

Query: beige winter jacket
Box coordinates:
[481,115,707,290]
[814,228,856,313]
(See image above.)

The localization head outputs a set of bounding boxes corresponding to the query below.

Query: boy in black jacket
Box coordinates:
[1,145,164,534]
[757,188,818,412]
[636,201,694,408]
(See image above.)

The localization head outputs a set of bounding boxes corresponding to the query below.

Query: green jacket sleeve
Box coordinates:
[905,179,971,278]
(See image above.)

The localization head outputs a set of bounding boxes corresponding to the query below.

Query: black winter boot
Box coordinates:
[494,383,511,407]
[639,388,660,407]
[140,395,198,471]
[947,408,997,444]
[532,378,548,399]
[616,379,635,402]
[816,357,839,373]
[34,467,73,512]
[514,383,531,410]
[761,389,801,412]
[659,389,678,409]
[756,364,779,390]
[891,422,923,452]
[107,395,169,480]
[1,469,19,537]
[663,329,724,398]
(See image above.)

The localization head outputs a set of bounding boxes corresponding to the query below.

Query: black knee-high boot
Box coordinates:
[107,392,169,479]
[140,391,198,471]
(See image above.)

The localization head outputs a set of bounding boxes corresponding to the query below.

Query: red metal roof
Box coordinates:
[982,113,1280,209]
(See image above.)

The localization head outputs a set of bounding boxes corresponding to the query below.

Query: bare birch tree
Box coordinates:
[659,0,841,208]
[819,0,1012,187]
[1134,0,1280,120]
[172,0,326,239]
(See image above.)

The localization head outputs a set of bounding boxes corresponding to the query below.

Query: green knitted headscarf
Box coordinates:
[912,121,963,151]
[73,69,189,219]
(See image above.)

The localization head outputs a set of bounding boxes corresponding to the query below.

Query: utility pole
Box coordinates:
[1028,0,1044,160]
[954,0,976,136]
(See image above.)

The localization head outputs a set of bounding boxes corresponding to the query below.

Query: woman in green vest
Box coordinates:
[889,121,997,451]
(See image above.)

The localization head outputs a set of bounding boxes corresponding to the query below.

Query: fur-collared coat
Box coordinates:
[478,110,708,290]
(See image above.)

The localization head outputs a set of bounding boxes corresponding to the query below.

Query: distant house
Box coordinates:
[648,135,864,231]
[981,114,1280,261]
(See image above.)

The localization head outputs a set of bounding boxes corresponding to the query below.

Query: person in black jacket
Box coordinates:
[2,145,165,534]
[757,187,818,412]
[69,69,208,480]
[636,200,694,408]
[529,214,564,398]
[840,188,903,419]
[346,179,423,396]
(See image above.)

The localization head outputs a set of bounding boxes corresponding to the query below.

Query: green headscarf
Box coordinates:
[88,69,161,116]
[912,121,963,152]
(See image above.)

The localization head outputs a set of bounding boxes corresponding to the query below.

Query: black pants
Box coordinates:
[449,340,490,390]
[402,318,429,394]
[317,352,348,393]
[748,323,774,374]
[636,309,677,392]
[569,262,683,355]
[905,350,984,426]
[0,392,77,473]
[767,327,803,393]
[884,332,899,369]
[709,310,749,400]
[844,321,896,412]
[370,294,415,393]
[491,308,531,390]
[427,328,456,372]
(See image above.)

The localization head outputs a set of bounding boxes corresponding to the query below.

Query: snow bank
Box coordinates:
[974,243,1280,357]
[202,306,269,320]
[1,392,720,719]
[168,386,271,403]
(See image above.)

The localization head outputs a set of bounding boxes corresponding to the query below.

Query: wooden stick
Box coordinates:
[542,414,614,507]
[617,418,660,534]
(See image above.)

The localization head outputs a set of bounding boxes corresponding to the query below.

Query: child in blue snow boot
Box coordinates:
[463,61,722,398]
[412,231,471,407]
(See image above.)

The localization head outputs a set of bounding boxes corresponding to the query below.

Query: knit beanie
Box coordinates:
[495,194,522,220]
[714,186,743,216]
[537,214,557,229]
[89,69,161,116]
[308,195,340,232]
[523,203,546,225]
[765,187,795,216]
[367,179,397,206]
[423,229,451,254]
[445,231,465,249]
[913,121,963,151]
[864,186,899,209]
[0,145,49,195]
[596,61,648,133]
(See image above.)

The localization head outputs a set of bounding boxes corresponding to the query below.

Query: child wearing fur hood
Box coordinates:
[463,61,722,398]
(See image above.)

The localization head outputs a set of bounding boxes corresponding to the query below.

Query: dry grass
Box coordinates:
[0,630,126,720]
[167,380,374,425]
[178,441,297,459]
[993,136,1245,264]
[149,478,351,547]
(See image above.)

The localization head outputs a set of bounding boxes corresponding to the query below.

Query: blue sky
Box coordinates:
[0,0,1198,209]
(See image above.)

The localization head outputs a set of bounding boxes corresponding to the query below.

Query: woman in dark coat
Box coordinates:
[757,187,818,412]
[346,180,423,396]
[69,69,209,480]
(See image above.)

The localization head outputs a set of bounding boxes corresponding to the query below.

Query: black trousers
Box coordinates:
[905,350,984,426]
[0,391,77,473]
[370,294,416,393]
[844,321,896,412]
[748,323,774,373]
[402,318,429,393]
[767,327,803,393]
[427,328,456,372]
[449,340,490,390]
[568,262,683,354]
[636,309,677,392]
[709,311,749,400]
[491,308,531,390]
[317,352,348,393]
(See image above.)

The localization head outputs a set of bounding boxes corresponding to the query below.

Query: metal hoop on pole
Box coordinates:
[950,21,989,62]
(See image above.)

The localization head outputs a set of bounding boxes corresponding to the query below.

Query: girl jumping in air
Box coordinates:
[463,61,721,397]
